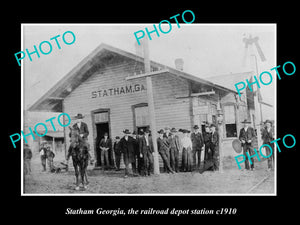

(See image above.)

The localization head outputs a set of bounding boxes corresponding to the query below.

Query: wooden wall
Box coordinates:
[63,59,191,160]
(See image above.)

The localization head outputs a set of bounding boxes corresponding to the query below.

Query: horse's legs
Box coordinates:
[73,161,80,190]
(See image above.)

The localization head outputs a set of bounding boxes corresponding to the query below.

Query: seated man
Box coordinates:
[67,113,91,161]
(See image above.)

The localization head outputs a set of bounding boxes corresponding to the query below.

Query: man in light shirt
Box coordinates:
[181,129,193,172]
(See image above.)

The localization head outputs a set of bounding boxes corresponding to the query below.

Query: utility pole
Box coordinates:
[143,39,160,175]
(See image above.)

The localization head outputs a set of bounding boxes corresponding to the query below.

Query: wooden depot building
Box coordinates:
[29,43,256,165]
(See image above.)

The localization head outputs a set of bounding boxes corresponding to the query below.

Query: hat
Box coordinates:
[182,129,190,134]
[144,128,150,134]
[115,136,120,139]
[193,125,200,129]
[123,129,131,134]
[74,113,84,119]
[210,124,216,128]
[170,128,177,133]
[232,139,242,153]
[264,119,272,125]
[157,129,164,134]
[241,119,251,124]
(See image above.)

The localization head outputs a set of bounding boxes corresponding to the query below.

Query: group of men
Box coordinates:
[238,119,274,171]
[109,124,220,177]
[65,113,275,177]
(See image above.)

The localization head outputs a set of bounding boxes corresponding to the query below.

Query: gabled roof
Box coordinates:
[28,43,238,112]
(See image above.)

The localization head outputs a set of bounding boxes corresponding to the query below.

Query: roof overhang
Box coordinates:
[28,43,238,112]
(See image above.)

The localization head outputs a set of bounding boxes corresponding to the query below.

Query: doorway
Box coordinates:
[92,109,111,167]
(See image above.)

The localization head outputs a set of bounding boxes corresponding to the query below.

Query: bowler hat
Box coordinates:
[157,129,164,134]
[241,119,251,124]
[170,128,177,133]
[182,129,190,134]
[115,136,120,139]
[74,113,84,119]
[123,129,131,134]
[264,119,272,125]
[210,124,216,128]
[193,125,200,129]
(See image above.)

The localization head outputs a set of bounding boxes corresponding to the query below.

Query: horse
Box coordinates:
[68,127,90,190]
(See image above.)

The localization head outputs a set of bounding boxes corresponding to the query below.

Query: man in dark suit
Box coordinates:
[191,125,204,170]
[113,136,122,171]
[168,128,181,172]
[119,129,136,177]
[157,129,175,174]
[203,124,212,168]
[99,132,112,170]
[67,113,90,160]
[139,128,154,176]
[261,120,274,170]
[239,119,256,171]
[131,131,140,175]
[210,124,219,171]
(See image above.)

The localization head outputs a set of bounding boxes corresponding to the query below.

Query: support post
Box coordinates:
[143,39,160,175]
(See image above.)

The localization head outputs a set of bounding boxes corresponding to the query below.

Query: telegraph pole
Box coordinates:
[143,39,160,175]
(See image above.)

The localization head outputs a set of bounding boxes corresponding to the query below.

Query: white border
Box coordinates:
[21,23,277,196]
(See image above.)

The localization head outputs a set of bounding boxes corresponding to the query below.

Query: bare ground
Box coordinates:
[23,152,275,195]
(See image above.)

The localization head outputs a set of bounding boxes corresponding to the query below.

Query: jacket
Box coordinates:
[191,132,204,150]
[139,135,154,154]
[157,137,170,153]
[239,127,256,145]
[261,127,274,144]
[69,122,89,139]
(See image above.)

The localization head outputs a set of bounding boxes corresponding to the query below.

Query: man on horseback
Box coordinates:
[66,113,91,161]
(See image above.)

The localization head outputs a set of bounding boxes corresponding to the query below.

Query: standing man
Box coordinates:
[239,119,256,171]
[113,136,122,171]
[181,129,193,172]
[119,129,136,177]
[67,113,91,161]
[191,125,204,171]
[203,124,212,165]
[39,141,48,171]
[131,131,140,175]
[24,143,32,175]
[139,128,154,176]
[163,127,171,172]
[46,145,55,172]
[261,120,274,171]
[99,132,112,171]
[210,124,219,171]
[168,128,181,172]
[157,129,175,174]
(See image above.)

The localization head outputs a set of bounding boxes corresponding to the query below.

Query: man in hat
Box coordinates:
[239,119,256,171]
[210,124,219,171]
[157,129,175,174]
[99,132,112,170]
[168,128,182,172]
[23,143,32,175]
[191,125,204,171]
[131,131,141,175]
[113,136,122,171]
[181,129,193,172]
[46,145,55,172]
[39,141,48,171]
[203,124,212,168]
[67,113,91,161]
[261,120,274,170]
[163,127,171,172]
[139,128,154,176]
[119,129,136,177]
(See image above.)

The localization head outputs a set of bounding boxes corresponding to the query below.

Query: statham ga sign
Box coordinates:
[91,83,146,98]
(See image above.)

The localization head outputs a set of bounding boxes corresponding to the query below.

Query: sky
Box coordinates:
[23,24,276,119]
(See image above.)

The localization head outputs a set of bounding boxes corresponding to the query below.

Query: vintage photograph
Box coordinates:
[22,24,276,195]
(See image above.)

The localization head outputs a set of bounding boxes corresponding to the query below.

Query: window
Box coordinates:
[224,105,237,137]
[134,105,149,128]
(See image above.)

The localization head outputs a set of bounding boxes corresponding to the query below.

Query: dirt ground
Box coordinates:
[23,151,275,195]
